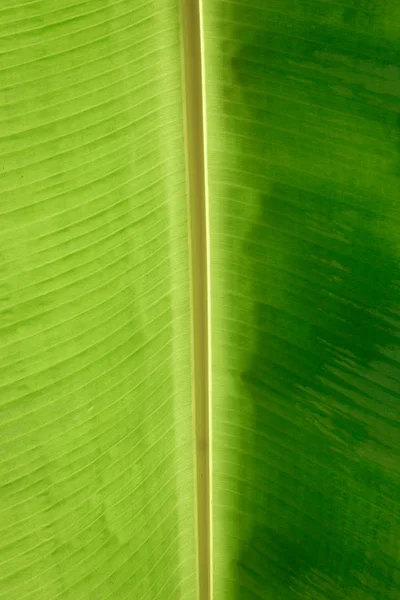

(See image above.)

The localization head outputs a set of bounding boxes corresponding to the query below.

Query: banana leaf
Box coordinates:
[0,1,399,599]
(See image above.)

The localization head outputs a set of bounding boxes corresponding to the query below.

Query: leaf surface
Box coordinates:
[203,1,400,598]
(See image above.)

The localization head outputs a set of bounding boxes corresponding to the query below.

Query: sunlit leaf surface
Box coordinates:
[0,2,196,598]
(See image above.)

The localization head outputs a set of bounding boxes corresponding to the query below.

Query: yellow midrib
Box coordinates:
[180,1,212,600]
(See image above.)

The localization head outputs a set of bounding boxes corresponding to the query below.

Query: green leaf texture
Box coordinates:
[203,1,400,599]
[2,0,400,599]
[0,2,196,599]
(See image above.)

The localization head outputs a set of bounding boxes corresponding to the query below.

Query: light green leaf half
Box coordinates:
[0,2,196,599]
